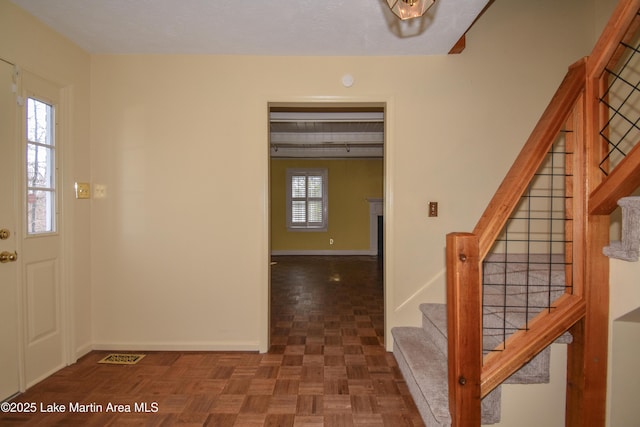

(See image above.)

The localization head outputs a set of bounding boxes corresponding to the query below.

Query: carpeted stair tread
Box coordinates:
[392,326,502,426]
[420,303,571,346]
[397,255,575,425]
[419,303,568,384]
[392,327,451,426]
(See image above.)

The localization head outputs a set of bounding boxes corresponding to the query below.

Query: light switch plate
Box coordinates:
[429,202,438,217]
[75,182,90,199]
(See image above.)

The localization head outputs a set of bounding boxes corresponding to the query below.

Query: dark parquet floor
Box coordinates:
[0,256,424,426]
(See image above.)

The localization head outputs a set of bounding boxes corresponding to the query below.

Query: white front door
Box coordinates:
[0,62,20,401]
[20,71,65,387]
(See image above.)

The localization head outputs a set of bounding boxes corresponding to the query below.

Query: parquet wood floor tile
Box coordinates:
[1,256,424,426]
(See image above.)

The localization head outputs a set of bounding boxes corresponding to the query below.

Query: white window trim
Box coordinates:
[286,168,328,232]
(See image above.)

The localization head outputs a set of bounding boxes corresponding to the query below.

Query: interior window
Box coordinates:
[286,168,328,231]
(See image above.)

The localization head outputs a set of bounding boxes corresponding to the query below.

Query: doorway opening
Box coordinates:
[267,102,386,351]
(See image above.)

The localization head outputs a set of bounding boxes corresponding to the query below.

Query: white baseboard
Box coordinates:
[75,342,93,360]
[91,341,261,352]
[271,250,377,256]
[26,363,66,389]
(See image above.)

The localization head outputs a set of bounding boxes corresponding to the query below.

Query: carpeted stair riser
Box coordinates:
[604,196,640,261]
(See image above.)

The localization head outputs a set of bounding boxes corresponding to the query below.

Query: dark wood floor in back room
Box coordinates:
[0,255,424,426]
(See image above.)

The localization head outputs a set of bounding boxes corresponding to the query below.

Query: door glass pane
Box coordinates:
[27,144,54,187]
[27,190,55,234]
[27,98,54,146]
[26,97,56,235]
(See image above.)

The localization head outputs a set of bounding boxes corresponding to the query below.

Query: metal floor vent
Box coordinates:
[98,353,146,365]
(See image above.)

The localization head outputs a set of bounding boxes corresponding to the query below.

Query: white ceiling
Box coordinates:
[10,0,491,158]
[10,0,490,56]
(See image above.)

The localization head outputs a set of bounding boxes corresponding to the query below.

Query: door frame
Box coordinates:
[261,95,396,352]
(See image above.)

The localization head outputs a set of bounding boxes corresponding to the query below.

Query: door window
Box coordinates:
[26,97,56,234]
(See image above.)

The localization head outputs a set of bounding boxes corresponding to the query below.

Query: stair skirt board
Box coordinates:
[392,327,501,426]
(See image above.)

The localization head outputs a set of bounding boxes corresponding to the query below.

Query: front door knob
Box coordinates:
[0,251,18,263]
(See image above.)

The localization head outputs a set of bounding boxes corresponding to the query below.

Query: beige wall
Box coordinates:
[270,158,383,252]
[608,259,640,426]
[610,312,640,427]
[8,0,638,425]
[0,0,92,359]
[86,1,595,423]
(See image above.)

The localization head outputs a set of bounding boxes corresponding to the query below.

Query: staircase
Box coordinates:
[391,1,640,425]
[393,255,572,425]
[392,311,499,427]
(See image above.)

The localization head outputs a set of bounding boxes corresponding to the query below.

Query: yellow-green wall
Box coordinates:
[270,158,383,252]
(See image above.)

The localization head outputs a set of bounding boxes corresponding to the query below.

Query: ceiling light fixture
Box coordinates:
[386,0,435,20]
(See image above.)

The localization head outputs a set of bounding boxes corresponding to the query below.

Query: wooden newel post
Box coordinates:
[446,232,482,427]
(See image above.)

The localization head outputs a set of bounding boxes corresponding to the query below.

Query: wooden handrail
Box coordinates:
[586,0,640,80]
[473,59,586,259]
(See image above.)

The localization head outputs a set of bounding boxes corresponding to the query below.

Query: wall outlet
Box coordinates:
[94,184,107,199]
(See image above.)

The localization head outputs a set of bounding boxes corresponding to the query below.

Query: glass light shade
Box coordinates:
[386,0,435,20]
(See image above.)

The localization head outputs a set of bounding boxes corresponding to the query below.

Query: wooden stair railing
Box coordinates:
[446,0,640,425]
[479,59,588,396]
[446,59,588,427]
[472,60,587,261]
